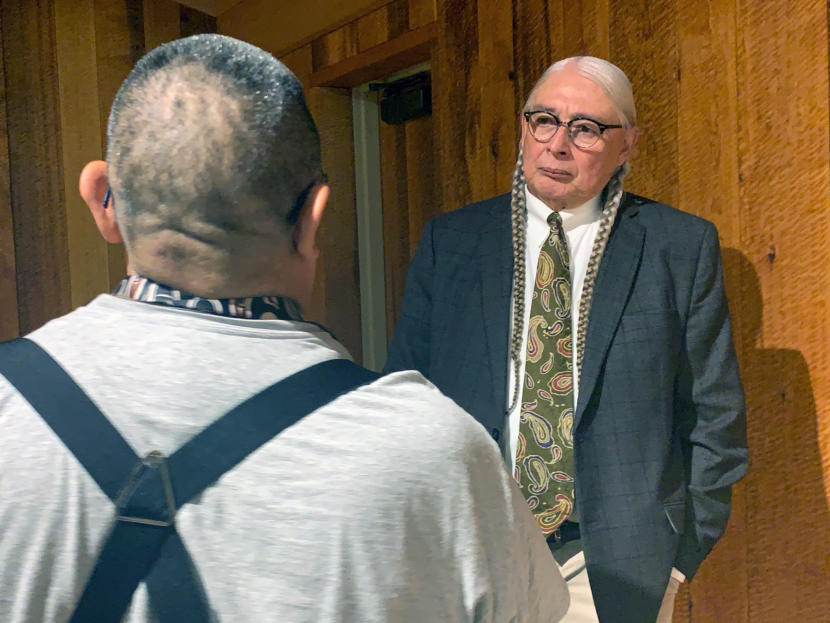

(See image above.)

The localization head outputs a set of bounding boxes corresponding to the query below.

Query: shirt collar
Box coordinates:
[525,187,602,233]
[112,275,304,322]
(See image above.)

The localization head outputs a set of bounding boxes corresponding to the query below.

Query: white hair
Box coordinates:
[526,56,637,127]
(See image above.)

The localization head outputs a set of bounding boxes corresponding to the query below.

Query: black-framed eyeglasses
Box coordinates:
[286,172,328,224]
[523,110,623,149]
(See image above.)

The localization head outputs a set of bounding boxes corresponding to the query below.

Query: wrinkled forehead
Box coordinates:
[527,68,621,122]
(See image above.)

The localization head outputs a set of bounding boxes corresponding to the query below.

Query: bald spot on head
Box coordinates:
[106,35,322,294]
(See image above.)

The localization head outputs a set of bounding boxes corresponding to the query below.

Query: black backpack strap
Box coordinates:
[0,337,380,622]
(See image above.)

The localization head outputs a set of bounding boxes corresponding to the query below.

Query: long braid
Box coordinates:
[506,150,527,415]
[575,163,628,376]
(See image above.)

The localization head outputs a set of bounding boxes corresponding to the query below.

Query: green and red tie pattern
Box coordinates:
[515,211,575,535]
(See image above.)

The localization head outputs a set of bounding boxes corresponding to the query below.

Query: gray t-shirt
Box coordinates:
[0,295,568,622]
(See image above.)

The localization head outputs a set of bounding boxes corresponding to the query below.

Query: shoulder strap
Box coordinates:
[0,337,380,622]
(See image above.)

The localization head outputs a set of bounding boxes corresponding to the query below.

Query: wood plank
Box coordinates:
[736,1,830,621]
[310,21,436,88]
[0,16,20,340]
[404,115,438,253]
[143,0,180,52]
[513,0,550,107]
[674,2,745,620]
[547,0,610,60]
[408,0,436,30]
[307,86,363,362]
[472,0,516,201]
[608,0,679,206]
[54,0,111,309]
[218,0,389,57]
[1,0,72,333]
[180,4,217,37]
[94,0,140,289]
[312,21,360,71]
[177,0,242,16]
[379,121,409,341]
[280,44,314,93]
[433,0,476,211]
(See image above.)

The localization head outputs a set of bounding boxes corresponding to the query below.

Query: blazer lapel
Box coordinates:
[575,200,645,429]
[480,197,513,415]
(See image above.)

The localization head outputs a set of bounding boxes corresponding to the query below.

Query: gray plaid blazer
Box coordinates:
[384,192,748,622]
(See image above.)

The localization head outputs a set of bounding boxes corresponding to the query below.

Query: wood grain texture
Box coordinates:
[94,0,140,289]
[307,86,363,363]
[408,0,436,29]
[143,0,180,52]
[609,0,679,206]
[380,121,409,340]
[736,1,830,621]
[180,5,217,37]
[54,0,111,309]
[433,0,478,210]
[0,19,20,340]
[548,0,610,60]
[218,0,389,57]
[2,0,72,333]
[310,22,435,88]
[675,2,743,620]
[380,113,437,337]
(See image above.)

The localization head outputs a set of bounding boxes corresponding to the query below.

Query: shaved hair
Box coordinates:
[106,34,321,253]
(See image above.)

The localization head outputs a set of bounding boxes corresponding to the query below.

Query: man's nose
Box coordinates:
[547,125,572,156]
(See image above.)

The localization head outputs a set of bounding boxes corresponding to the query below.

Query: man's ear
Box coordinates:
[79,160,123,244]
[293,183,329,260]
[617,126,640,166]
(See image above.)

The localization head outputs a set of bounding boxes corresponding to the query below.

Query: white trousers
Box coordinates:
[556,551,679,623]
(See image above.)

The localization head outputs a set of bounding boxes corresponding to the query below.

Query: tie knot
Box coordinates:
[547,211,563,234]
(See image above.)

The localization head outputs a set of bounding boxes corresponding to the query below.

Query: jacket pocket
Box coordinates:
[663,501,685,534]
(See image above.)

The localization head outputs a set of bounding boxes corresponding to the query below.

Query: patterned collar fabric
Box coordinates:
[112,275,304,322]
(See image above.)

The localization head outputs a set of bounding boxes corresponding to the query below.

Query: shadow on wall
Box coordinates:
[723,248,829,622]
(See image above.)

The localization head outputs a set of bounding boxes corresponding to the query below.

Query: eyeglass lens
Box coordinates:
[527,112,603,148]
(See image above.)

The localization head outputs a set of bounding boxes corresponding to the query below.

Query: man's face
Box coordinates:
[521,67,637,210]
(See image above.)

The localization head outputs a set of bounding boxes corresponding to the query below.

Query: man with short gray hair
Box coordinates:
[0,35,569,622]
[386,56,748,622]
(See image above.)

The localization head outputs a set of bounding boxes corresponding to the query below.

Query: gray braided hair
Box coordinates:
[507,150,528,414]
[505,157,629,416]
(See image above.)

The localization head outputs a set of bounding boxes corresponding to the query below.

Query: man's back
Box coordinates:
[0,295,567,622]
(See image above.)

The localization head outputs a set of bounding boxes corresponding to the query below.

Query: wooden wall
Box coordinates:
[0,0,215,341]
[434,1,830,622]
[2,0,827,619]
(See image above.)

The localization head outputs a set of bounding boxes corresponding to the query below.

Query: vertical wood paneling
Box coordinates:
[0,19,20,340]
[144,0,180,52]
[2,0,72,333]
[408,0,436,29]
[513,0,549,107]
[54,0,111,309]
[380,121,409,339]
[312,22,360,70]
[609,0,679,205]
[433,0,476,209]
[179,4,217,37]
[675,3,743,620]
[548,0,610,60]
[474,0,516,199]
[94,0,144,288]
[737,1,830,622]
[307,86,363,362]
[403,115,437,251]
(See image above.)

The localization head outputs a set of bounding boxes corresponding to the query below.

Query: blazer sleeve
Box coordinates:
[384,219,436,377]
[674,222,749,578]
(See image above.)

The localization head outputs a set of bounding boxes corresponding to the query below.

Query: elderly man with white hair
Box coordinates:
[386,56,748,623]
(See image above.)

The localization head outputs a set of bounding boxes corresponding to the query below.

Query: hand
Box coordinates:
[655,575,682,623]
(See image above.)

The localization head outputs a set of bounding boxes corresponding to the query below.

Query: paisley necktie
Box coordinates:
[515,211,575,535]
